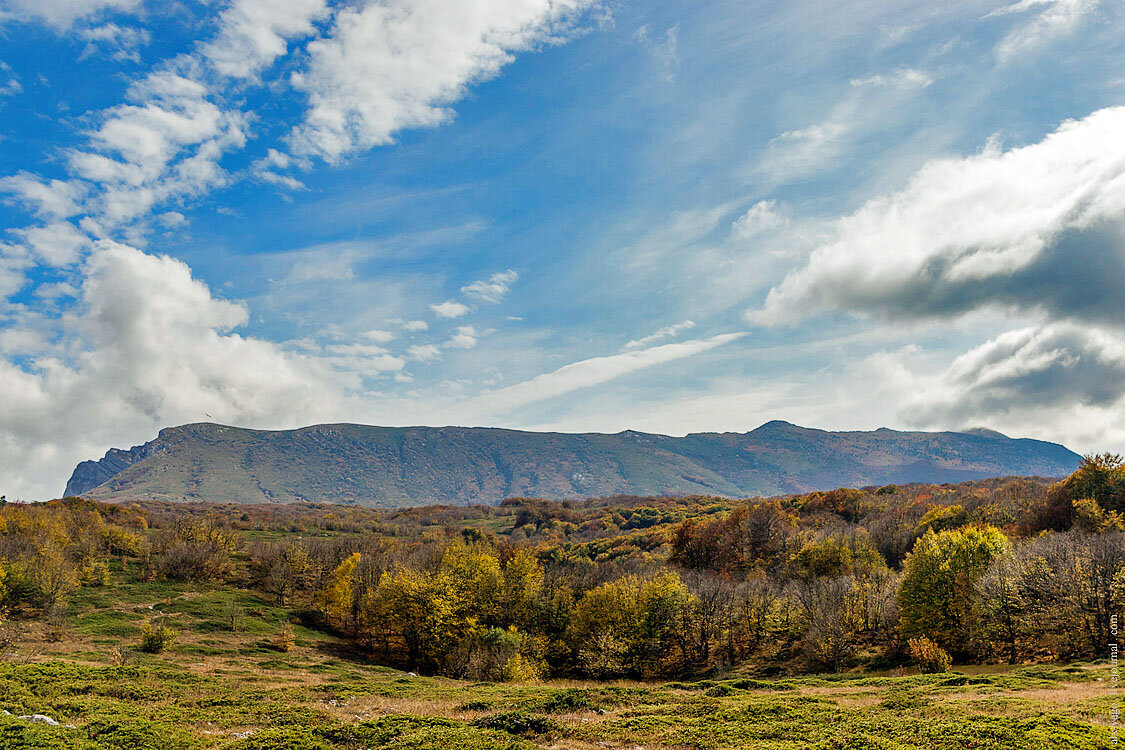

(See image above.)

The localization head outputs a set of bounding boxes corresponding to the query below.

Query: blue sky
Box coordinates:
[1,0,1124,498]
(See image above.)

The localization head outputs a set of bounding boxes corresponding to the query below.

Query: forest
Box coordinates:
[2,455,1122,683]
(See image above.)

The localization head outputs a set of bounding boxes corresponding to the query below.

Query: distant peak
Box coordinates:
[754,420,800,431]
[960,427,1009,439]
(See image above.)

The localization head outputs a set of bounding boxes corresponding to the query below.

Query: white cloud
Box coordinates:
[0,173,86,219]
[15,221,90,266]
[362,329,395,343]
[849,68,932,89]
[201,0,330,79]
[430,299,470,319]
[287,0,600,161]
[0,241,341,499]
[157,211,186,229]
[67,70,249,227]
[446,325,478,349]
[732,200,787,239]
[461,268,518,303]
[408,343,441,361]
[903,323,1125,425]
[753,107,1125,326]
[0,61,21,97]
[257,170,307,190]
[0,0,141,29]
[625,320,695,350]
[0,244,31,298]
[846,325,1125,454]
[402,319,428,331]
[758,67,934,182]
[988,0,1099,63]
[321,341,405,376]
[0,327,46,355]
[464,332,747,416]
[633,23,680,83]
[78,22,149,62]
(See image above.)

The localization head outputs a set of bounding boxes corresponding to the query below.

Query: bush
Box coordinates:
[139,621,177,653]
[908,636,951,674]
[270,621,296,652]
[153,518,238,582]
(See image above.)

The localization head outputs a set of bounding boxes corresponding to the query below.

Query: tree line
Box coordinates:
[1,455,1123,679]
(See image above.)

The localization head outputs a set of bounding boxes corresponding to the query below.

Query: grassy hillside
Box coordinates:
[64,421,1081,506]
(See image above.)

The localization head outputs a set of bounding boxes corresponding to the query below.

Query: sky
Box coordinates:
[0,0,1124,499]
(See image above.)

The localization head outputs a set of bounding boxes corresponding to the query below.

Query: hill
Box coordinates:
[63,420,1082,506]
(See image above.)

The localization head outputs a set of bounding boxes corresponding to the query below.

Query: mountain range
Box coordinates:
[62,421,1082,507]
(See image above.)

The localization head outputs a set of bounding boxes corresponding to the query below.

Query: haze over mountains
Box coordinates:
[63,421,1081,507]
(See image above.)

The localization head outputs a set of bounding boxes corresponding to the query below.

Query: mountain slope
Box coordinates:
[64,421,1082,506]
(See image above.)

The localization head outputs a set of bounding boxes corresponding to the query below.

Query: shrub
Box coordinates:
[153,518,238,582]
[139,621,177,653]
[908,636,951,674]
[271,621,296,652]
[223,600,246,632]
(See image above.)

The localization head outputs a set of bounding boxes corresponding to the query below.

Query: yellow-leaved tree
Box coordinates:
[317,552,360,633]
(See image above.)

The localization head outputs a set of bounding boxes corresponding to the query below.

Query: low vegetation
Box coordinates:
[0,455,1122,747]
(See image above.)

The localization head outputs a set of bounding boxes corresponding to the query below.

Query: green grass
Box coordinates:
[0,659,1112,749]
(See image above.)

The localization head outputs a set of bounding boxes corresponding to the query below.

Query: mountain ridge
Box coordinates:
[63,420,1082,507]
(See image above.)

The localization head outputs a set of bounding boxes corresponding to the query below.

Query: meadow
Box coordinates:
[0,570,1113,749]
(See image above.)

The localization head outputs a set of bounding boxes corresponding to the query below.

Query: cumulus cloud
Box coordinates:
[625,320,695,350]
[461,269,518,303]
[446,325,478,349]
[751,105,1125,449]
[429,299,470,319]
[362,329,395,343]
[402,319,428,331]
[201,0,329,79]
[753,107,1125,327]
[0,173,86,219]
[841,323,1125,453]
[0,241,340,499]
[67,70,248,228]
[0,0,141,29]
[15,221,90,266]
[287,0,599,161]
[903,322,1125,425]
[408,343,441,361]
